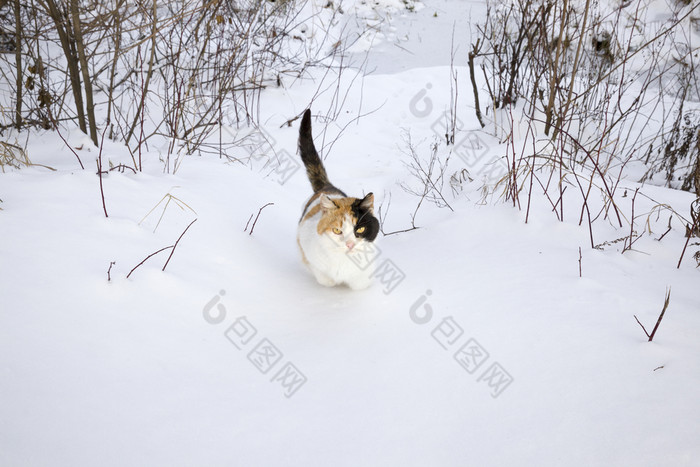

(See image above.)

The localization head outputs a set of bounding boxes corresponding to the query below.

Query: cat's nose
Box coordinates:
[346,241,355,250]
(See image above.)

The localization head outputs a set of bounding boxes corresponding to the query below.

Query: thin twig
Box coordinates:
[109,164,138,174]
[127,218,197,278]
[244,213,255,232]
[248,203,274,236]
[127,246,173,279]
[468,39,485,128]
[162,218,197,271]
[634,287,672,342]
[578,247,582,278]
[634,314,651,339]
[382,226,420,236]
[648,287,671,342]
[622,188,640,253]
[656,215,673,242]
[97,129,109,218]
[678,208,700,268]
[47,108,85,170]
[378,192,419,235]
[107,261,116,282]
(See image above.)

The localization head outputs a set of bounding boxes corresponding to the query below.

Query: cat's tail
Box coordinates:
[298,109,332,193]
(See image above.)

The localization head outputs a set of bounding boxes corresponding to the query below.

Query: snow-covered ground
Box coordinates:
[1,0,699,466]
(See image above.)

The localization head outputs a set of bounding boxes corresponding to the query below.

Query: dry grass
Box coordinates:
[0,141,54,172]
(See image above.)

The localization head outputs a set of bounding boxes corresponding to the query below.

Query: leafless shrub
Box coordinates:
[1,0,366,172]
[399,132,453,229]
[471,0,700,251]
[644,108,700,194]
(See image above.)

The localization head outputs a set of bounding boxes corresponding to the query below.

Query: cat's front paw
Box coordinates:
[345,276,372,291]
[313,271,337,288]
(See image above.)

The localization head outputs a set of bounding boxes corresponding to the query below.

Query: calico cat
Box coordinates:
[296,109,380,289]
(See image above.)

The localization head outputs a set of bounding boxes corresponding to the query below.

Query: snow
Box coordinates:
[1,0,700,466]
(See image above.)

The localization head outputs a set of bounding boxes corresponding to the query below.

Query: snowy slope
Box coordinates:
[1,0,700,466]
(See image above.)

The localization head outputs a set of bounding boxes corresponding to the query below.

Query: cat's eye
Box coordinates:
[332,227,342,235]
[356,226,366,234]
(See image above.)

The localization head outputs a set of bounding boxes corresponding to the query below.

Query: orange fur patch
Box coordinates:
[316,197,357,234]
[301,192,323,218]
[297,237,309,265]
[302,204,321,223]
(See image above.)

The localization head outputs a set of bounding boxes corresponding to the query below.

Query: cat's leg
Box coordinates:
[310,266,337,287]
[345,271,372,290]
[345,258,375,290]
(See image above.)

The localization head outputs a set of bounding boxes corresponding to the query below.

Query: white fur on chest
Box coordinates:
[297,201,376,290]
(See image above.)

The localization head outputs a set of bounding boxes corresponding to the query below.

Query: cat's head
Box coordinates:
[317,193,379,250]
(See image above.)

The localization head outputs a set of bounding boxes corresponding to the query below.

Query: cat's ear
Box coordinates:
[359,193,375,213]
[320,194,337,211]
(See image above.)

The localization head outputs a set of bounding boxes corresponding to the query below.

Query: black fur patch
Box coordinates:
[299,109,333,193]
[351,198,380,242]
